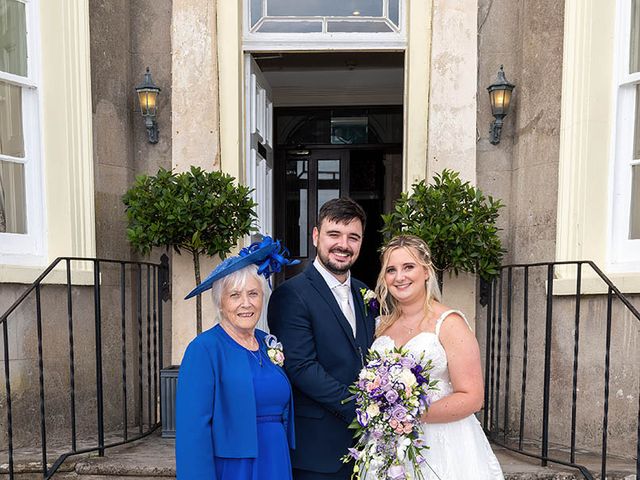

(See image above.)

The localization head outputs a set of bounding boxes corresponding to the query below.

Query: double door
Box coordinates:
[275,147,388,286]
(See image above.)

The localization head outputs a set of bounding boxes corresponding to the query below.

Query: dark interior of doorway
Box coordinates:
[273,105,403,288]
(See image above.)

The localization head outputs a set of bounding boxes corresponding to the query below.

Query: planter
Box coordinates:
[160,365,180,438]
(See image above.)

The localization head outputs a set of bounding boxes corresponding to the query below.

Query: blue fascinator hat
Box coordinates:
[184,236,299,299]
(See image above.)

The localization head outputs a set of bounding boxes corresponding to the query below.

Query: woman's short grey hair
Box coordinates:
[210,264,269,320]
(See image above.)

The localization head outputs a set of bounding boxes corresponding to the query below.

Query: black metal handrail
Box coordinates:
[481,260,640,479]
[0,255,170,479]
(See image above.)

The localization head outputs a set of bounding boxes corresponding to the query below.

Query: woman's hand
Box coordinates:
[421,313,484,424]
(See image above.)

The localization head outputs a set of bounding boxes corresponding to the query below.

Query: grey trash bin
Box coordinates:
[160,365,179,438]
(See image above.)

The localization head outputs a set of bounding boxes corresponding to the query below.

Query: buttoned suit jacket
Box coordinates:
[267,263,375,474]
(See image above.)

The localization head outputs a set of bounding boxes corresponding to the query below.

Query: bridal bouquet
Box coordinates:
[342,348,439,480]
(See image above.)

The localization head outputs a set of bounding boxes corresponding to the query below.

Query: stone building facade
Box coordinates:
[0,0,637,467]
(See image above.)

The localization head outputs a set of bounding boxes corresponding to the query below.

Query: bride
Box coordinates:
[370,235,504,479]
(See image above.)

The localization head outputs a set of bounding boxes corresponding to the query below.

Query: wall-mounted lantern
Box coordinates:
[135,67,161,144]
[487,65,515,145]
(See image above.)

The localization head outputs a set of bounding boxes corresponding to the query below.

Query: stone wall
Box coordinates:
[0,0,174,455]
[89,0,173,367]
[476,0,638,461]
[0,264,165,451]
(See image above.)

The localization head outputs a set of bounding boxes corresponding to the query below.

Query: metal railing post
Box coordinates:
[93,260,105,457]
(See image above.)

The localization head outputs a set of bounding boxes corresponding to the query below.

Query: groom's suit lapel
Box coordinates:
[304,264,358,352]
[351,283,371,346]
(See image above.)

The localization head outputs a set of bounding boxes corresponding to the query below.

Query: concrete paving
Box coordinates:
[0,431,636,479]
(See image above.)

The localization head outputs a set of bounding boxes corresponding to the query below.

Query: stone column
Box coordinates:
[427,0,479,325]
[171,0,221,363]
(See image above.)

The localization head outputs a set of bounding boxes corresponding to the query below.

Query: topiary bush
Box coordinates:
[123,166,256,333]
[381,169,505,289]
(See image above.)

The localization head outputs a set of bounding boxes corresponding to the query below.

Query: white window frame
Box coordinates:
[243,0,406,51]
[0,0,45,266]
[610,0,640,272]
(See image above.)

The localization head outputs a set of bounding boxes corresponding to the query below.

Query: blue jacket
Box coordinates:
[267,263,375,474]
[175,324,295,479]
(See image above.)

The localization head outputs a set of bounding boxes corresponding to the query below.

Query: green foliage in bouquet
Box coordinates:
[123,166,256,333]
[381,169,505,287]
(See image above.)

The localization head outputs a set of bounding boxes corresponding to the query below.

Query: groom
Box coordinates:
[268,198,376,480]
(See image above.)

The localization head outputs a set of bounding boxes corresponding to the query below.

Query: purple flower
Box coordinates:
[420,393,433,408]
[390,404,408,421]
[388,465,406,480]
[356,408,369,427]
[370,298,380,312]
[347,448,360,460]
[384,389,399,404]
[400,356,416,369]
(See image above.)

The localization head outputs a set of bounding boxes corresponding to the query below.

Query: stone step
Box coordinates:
[1,433,635,479]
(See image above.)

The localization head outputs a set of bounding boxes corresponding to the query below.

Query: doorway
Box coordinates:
[273,106,403,287]
[250,53,405,288]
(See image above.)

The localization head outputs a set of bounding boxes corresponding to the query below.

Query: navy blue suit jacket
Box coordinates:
[267,263,375,474]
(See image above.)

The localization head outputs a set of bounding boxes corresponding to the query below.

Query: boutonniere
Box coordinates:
[360,288,379,317]
[265,334,285,367]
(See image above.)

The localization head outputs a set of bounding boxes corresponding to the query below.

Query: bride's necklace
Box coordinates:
[399,315,424,335]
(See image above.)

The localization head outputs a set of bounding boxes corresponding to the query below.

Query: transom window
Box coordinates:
[0,0,44,263]
[244,0,405,50]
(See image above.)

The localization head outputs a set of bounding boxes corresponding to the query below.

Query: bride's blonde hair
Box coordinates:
[374,235,441,337]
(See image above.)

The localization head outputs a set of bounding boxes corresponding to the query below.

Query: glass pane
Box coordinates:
[0,80,24,157]
[389,0,400,27]
[368,108,403,143]
[630,165,640,239]
[317,159,340,214]
[331,116,368,144]
[327,21,392,32]
[0,160,27,234]
[286,159,308,257]
[277,112,331,145]
[250,0,263,27]
[635,84,640,159]
[258,20,323,33]
[267,0,383,17]
[0,0,28,76]
[349,151,383,196]
[631,0,640,74]
[276,107,403,146]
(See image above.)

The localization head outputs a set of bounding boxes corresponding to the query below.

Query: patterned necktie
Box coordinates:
[334,284,356,335]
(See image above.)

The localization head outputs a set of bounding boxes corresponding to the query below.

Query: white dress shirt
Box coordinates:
[313,257,357,336]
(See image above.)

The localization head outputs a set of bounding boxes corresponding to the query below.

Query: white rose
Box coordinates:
[396,437,411,461]
[366,403,380,418]
[399,369,417,387]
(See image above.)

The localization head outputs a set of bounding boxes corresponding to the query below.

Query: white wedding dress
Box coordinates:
[370,310,504,480]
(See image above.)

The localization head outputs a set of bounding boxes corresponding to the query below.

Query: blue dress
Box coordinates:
[214,345,293,480]
[175,325,295,480]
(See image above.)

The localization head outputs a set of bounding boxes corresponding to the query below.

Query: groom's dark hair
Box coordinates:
[317,197,367,231]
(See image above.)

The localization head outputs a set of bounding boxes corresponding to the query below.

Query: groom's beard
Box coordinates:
[318,247,357,276]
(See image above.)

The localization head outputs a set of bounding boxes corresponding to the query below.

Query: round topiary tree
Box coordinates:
[123,166,257,333]
[381,169,505,291]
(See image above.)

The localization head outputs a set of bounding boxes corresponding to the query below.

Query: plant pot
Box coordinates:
[160,365,180,438]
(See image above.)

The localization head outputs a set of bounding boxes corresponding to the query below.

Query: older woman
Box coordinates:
[176,238,297,480]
